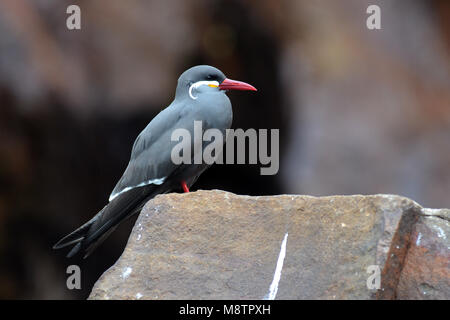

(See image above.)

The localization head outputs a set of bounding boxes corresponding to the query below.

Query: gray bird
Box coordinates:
[53,65,256,258]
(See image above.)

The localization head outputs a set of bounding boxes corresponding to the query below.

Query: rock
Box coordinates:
[396,208,450,299]
[88,190,447,300]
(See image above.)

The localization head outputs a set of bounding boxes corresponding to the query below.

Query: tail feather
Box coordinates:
[52,213,100,250]
[53,205,106,257]
[53,183,163,258]
[66,242,82,258]
[82,225,118,259]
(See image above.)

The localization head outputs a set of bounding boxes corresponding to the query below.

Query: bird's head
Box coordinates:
[176,65,256,100]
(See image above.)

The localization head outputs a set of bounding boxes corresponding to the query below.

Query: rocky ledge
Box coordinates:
[89,190,449,300]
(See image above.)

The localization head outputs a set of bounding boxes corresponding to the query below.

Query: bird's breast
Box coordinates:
[196,93,233,131]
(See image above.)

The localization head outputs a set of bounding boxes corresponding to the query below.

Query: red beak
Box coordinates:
[219,78,257,91]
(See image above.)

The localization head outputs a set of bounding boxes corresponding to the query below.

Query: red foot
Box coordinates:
[181,181,189,193]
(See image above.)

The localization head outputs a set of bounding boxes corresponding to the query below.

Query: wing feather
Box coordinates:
[109,103,186,200]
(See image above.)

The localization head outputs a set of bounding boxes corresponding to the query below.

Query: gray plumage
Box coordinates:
[53,65,254,258]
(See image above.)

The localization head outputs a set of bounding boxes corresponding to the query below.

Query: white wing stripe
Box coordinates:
[109,177,166,202]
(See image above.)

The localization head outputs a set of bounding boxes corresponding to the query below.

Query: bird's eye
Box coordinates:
[206,74,214,80]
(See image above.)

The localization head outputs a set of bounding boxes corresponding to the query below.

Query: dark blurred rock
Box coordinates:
[396,208,450,299]
[88,190,447,300]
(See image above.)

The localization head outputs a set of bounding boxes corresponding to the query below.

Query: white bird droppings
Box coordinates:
[264,232,288,300]
[436,227,446,240]
[136,293,143,299]
[122,267,132,279]
[416,233,422,246]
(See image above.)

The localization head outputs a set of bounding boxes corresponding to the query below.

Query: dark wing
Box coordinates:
[109,103,187,201]
[54,102,187,258]
[53,97,227,258]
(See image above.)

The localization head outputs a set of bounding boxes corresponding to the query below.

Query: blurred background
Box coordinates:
[0,0,449,299]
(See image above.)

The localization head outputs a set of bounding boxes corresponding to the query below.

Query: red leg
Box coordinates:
[181,181,189,193]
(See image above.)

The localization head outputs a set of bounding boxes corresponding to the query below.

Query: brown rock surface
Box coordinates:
[396,208,450,299]
[88,190,448,300]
